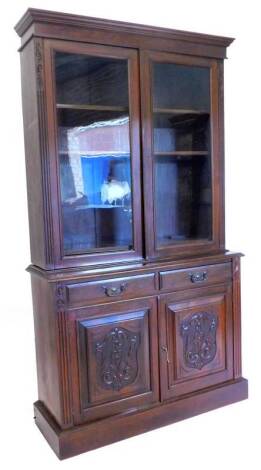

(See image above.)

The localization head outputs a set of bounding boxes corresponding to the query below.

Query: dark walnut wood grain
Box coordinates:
[159,284,234,399]
[15,8,233,57]
[34,378,248,459]
[95,326,140,391]
[65,273,157,306]
[180,311,219,370]
[71,298,159,423]
[159,262,231,291]
[15,8,247,460]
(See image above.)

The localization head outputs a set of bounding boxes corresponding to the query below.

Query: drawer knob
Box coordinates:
[103,283,127,297]
[190,271,207,283]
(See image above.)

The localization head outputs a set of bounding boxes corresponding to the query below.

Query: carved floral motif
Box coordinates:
[95,327,140,391]
[55,283,72,424]
[55,284,67,314]
[34,39,43,91]
[180,312,218,370]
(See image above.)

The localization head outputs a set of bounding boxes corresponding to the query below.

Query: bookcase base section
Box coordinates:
[34,378,248,460]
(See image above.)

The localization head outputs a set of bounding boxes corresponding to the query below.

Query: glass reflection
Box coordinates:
[152,61,212,246]
[55,52,133,255]
[59,115,132,253]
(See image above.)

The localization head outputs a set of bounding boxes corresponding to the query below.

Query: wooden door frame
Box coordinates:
[140,50,225,261]
[43,39,144,268]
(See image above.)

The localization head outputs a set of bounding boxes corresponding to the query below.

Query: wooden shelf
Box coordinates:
[59,150,130,156]
[60,150,208,157]
[57,103,128,112]
[154,151,209,156]
[153,107,209,115]
[74,204,130,210]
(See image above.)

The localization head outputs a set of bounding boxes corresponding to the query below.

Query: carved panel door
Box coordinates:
[159,284,233,400]
[68,298,159,423]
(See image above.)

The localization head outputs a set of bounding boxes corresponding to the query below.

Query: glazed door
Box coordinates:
[68,298,159,424]
[159,284,233,400]
[44,40,143,268]
[141,51,224,260]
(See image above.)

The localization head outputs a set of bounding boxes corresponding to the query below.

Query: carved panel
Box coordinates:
[75,299,159,421]
[34,38,44,91]
[55,283,72,426]
[159,290,233,400]
[34,38,54,267]
[180,311,218,370]
[55,283,67,314]
[95,327,140,391]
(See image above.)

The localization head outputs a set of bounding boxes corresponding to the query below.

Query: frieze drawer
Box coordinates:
[159,262,232,291]
[66,273,157,306]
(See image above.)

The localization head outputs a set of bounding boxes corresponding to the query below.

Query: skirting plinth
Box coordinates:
[34,378,248,460]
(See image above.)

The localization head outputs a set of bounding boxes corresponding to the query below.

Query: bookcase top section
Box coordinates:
[15,8,234,58]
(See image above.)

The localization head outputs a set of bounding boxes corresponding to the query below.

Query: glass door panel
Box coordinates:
[55,52,133,255]
[152,61,213,247]
[155,155,212,245]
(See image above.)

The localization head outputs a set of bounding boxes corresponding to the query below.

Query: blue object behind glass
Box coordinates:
[81,155,131,206]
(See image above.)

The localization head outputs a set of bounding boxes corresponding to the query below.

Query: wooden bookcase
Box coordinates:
[15,8,248,459]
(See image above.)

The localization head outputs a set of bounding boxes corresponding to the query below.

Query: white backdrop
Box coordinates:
[0,0,260,468]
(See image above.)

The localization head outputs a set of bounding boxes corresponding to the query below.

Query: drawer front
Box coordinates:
[66,273,157,306]
[160,262,231,291]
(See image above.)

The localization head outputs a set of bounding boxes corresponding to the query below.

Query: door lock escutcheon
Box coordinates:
[161,345,170,363]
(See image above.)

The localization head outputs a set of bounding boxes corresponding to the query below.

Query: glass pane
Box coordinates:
[152,62,212,246]
[153,63,210,111]
[154,112,210,153]
[55,52,133,254]
[155,155,212,245]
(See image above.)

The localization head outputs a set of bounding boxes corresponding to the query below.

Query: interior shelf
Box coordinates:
[153,107,209,115]
[73,204,129,210]
[154,151,209,156]
[58,150,130,156]
[57,103,129,112]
